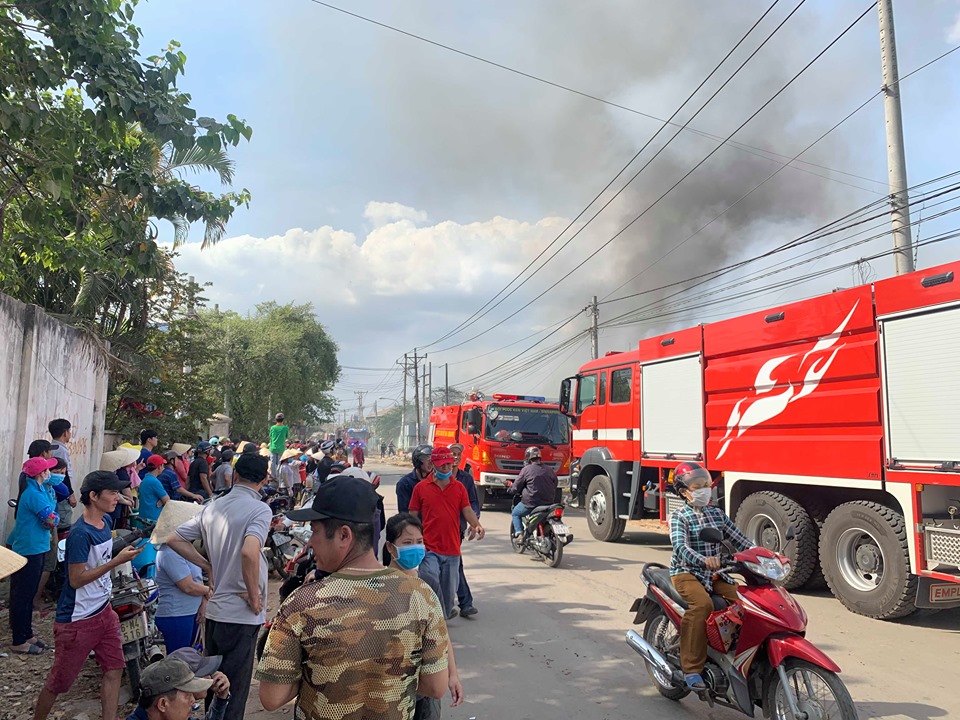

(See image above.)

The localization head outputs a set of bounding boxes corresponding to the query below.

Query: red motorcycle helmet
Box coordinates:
[671,461,712,495]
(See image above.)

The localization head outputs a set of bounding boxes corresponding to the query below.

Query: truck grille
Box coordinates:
[925,525,960,568]
[495,460,562,473]
[665,494,685,518]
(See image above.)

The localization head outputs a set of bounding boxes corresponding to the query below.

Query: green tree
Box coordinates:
[197,303,341,441]
[0,1,251,352]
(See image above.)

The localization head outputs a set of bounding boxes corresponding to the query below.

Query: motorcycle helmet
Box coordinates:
[320,440,336,454]
[196,441,212,453]
[524,447,542,463]
[671,461,712,495]
[412,444,434,471]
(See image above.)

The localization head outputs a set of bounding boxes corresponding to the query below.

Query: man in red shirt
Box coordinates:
[351,443,365,468]
[409,446,485,620]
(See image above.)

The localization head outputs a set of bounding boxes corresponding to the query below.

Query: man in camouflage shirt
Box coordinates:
[257,476,449,719]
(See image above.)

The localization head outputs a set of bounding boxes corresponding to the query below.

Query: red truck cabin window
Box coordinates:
[610,368,632,404]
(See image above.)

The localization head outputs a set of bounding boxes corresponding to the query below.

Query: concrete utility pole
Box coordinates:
[354,391,365,426]
[589,295,600,360]
[412,349,422,444]
[399,354,408,449]
[444,363,450,405]
[877,0,914,275]
[427,362,432,419]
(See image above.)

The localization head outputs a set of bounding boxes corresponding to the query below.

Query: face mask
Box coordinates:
[690,487,712,508]
[434,469,453,481]
[47,473,65,486]
[394,543,426,570]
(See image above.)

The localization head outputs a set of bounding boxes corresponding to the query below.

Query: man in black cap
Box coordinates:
[165,453,271,720]
[34,471,143,720]
[257,476,450,720]
[125,657,214,720]
[126,648,232,720]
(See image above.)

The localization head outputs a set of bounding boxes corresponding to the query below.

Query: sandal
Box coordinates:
[12,644,44,655]
[685,673,706,690]
[30,638,47,650]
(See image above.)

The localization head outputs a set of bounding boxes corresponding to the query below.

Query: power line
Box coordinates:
[429,1,814,353]
[434,2,876,355]
[305,0,884,189]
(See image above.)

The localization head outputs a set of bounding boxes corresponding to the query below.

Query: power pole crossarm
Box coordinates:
[877,0,914,275]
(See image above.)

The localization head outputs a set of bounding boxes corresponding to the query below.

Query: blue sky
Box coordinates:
[137,1,960,410]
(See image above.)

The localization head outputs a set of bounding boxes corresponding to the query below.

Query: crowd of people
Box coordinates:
[4,409,572,720]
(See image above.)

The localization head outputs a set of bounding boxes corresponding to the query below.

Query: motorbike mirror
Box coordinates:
[7,499,16,508]
[699,527,724,544]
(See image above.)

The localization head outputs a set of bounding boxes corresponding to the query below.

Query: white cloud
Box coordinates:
[363,201,428,228]
[949,14,960,43]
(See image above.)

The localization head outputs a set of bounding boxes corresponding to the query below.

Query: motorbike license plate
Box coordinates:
[272,533,291,546]
[551,522,569,536]
[120,614,148,644]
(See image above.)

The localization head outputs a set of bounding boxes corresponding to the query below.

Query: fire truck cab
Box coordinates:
[560,260,960,619]
[429,393,572,506]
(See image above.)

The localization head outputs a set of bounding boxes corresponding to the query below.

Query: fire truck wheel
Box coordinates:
[585,475,626,542]
[735,491,817,590]
[820,501,916,619]
[801,499,830,590]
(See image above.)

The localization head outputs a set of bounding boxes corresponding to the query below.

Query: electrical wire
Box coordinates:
[429,2,876,356]
[305,0,884,188]
[423,0,791,350]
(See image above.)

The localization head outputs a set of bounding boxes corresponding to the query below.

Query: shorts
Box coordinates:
[44,604,125,694]
[43,529,57,572]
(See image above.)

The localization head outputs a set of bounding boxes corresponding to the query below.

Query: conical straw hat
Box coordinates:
[171,443,192,457]
[280,447,301,462]
[150,499,204,545]
[99,446,141,472]
[0,545,27,580]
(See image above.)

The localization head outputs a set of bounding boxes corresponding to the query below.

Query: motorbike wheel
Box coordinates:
[126,656,143,697]
[643,610,689,701]
[766,658,858,720]
[546,532,563,568]
[272,552,290,580]
[509,523,525,554]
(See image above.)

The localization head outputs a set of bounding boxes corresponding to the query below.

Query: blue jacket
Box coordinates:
[396,470,422,514]
[456,468,480,536]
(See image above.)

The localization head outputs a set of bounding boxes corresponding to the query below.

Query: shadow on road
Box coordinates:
[857,701,950,719]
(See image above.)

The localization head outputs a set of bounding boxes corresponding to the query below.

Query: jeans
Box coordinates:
[9,551,45,645]
[419,552,460,618]
[511,501,531,535]
[205,619,260,720]
[457,557,473,610]
[156,614,199,653]
[269,452,281,480]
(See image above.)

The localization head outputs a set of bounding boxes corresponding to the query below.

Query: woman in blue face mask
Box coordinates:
[385,513,464,718]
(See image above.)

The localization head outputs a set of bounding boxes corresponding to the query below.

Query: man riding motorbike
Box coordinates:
[508,447,558,539]
[669,461,753,691]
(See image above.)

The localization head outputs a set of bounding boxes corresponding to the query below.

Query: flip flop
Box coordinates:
[31,638,47,650]
[12,644,44,655]
[685,673,706,690]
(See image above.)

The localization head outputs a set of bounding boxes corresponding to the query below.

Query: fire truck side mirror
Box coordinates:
[465,408,482,436]
[559,378,574,417]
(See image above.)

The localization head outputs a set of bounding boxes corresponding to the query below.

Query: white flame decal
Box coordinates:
[716,301,859,459]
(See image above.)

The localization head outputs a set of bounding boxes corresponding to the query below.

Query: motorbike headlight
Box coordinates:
[744,556,790,582]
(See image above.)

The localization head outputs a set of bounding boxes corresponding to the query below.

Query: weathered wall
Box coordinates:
[0,293,108,538]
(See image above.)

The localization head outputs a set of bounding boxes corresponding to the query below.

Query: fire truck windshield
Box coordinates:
[484,405,569,446]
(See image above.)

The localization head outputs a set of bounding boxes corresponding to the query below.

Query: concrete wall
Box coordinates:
[0,293,109,538]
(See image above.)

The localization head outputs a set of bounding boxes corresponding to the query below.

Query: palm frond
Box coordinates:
[201,218,226,249]
[166,144,235,185]
[169,215,190,248]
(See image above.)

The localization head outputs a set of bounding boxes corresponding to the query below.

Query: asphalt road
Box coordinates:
[246,462,959,720]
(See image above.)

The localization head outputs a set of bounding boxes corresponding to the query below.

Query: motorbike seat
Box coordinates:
[529,503,560,515]
[644,565,728,612]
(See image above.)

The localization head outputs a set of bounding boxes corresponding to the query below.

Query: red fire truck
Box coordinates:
[429,393,572,506]
[559,260,960,619]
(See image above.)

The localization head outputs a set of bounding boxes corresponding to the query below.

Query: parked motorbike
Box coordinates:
[509,500,573,568]
[264,513,296,579]
[626,526,857,720]
[110,527,163,695]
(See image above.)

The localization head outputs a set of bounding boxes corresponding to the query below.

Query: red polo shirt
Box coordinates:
[409,478,470,556]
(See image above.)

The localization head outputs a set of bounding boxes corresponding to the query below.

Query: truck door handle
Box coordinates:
[592,430,598,441]
[627,429,634,441]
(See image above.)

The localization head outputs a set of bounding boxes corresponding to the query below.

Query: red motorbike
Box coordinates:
[627,527,857,720]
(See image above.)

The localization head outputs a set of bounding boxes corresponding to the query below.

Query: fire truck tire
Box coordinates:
[735,492,817,590]
[819,501,916,619]
[801,499,830,590]
[585,475,626,542]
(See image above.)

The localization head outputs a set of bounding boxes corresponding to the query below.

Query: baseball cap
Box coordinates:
[286,475,378,523]
[22,456,57,478]
[166,647,222,678]
[431,446,455,466]
[449,443,465,453]
[79,470,131,495]
[145,455,166,469]
[234,453,269,482]
[139,658,213,697]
